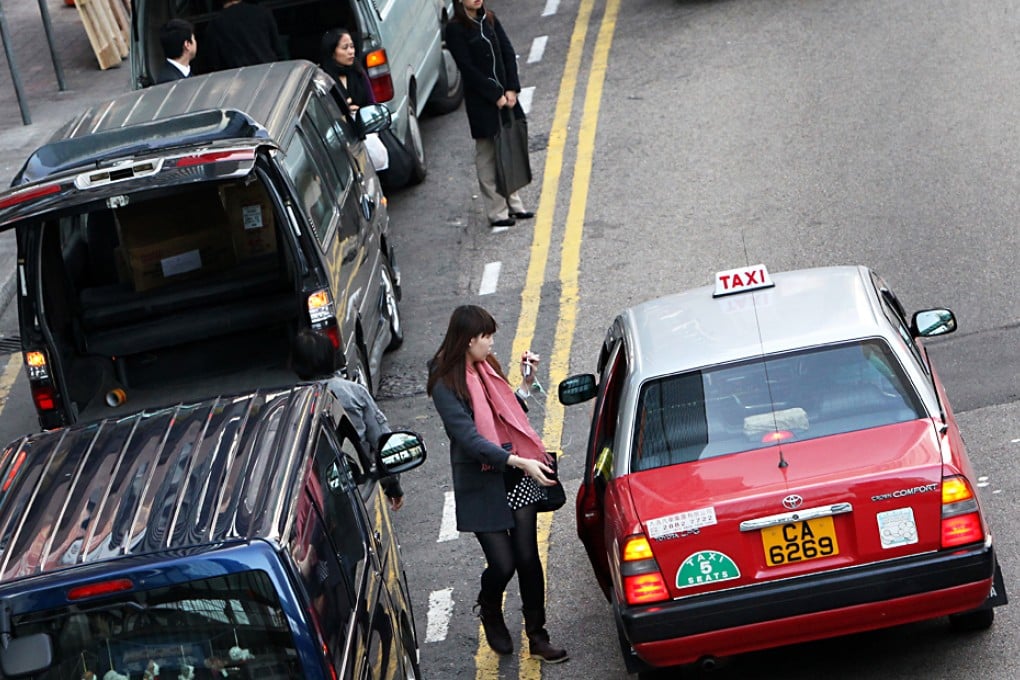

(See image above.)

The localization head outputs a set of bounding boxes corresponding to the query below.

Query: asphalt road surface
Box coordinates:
[0,0,1017,678]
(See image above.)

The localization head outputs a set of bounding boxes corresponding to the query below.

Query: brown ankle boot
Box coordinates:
[474,592,513,655]
[522,608,568,663]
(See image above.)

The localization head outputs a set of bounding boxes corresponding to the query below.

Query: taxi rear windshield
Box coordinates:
[13,570,302,679]
[631,340,926,472]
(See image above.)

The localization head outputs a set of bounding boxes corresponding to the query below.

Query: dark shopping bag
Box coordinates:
[536,452,566,513]
[494,109,532,198]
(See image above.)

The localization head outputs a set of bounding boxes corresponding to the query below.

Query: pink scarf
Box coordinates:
[466,360,547,464]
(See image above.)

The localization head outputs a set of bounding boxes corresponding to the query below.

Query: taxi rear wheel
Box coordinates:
[949,607,994,632]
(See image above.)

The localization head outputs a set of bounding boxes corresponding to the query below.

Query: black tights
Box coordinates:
[474,504,545,611]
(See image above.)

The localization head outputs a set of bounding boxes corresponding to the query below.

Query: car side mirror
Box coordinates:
[376,431,427,475]
[559,374,598,405]
[355,104,392,137]
[0,632,53,676]
[911,308,957,338]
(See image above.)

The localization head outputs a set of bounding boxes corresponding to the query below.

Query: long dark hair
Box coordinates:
[319,27,374,109]
[452,0,494,28]
[427,305,507,399]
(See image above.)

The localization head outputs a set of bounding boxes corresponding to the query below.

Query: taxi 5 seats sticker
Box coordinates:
[876,507,919,549]
[677,551,741,589]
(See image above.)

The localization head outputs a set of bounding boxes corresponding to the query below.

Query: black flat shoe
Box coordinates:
[510,211,535,219]
[490,218,516,227]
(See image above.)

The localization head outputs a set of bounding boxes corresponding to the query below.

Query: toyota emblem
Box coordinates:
[782,495,803,510]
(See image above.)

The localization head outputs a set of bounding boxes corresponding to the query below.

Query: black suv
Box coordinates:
[0,383,426,679]
[0,61,403,429]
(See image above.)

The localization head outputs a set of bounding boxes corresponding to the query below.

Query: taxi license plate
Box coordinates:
[761,517,839,566]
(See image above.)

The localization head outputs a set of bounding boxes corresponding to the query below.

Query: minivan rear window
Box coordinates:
[14,570,303,678]
[631,340,926,471]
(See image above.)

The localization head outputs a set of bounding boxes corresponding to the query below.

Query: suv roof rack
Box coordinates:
[14,109,269,186]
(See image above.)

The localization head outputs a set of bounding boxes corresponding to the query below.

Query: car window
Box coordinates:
[280,130,334,242]
[14,570,303,679]
[869,272,927,371]
[589,339,627,485]
[631,340,927,472]
[306,92,356,190]
[312,429,369,585]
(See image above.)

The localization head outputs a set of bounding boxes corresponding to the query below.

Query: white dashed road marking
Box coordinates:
[542,0,560,16]
[519,86,535,115]
[438,491,459,542]
[425,588,455,643]
[479,261,502,295]
[528,36,548,63]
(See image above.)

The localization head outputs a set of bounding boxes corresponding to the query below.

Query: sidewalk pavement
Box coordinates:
[0,0,133,315]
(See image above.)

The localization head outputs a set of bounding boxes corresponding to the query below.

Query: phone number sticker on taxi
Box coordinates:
[761,517,839,566]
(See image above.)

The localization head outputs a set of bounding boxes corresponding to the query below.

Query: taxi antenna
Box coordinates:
[737,241,789,470]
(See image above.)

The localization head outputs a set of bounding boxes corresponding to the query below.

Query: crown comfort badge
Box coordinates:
[676,551,741,589]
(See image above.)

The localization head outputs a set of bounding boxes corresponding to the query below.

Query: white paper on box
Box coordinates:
[242,204,264,230]
[646,507,718,539]
[161,249,203,277]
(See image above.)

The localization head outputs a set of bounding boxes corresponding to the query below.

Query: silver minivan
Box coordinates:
[130,0,463,188]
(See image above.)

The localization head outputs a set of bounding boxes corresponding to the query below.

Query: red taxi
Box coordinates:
[558,265,1007,676]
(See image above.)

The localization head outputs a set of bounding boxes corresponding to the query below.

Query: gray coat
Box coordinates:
[431,380,524,532]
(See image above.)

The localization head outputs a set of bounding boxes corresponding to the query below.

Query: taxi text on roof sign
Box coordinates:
[713,264,775,297]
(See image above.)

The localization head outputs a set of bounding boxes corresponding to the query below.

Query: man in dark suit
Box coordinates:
[203,0,283,71]
[156,19,197,84]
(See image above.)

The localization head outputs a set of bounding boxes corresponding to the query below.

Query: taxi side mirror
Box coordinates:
[376,431,427,475]
[911,308,957,338]
[559,374,597,405]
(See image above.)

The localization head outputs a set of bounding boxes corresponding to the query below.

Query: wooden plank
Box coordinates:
[105,0,131,52]
[75,0,121,70]
[92,0,128,59]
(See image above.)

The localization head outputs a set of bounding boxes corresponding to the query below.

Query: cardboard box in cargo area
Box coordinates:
[125,231,235,291]
[220,183,278,260]
[116,191,236,291]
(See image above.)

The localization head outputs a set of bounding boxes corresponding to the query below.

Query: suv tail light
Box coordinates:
[621,535,669,605]
[24,350,58,412]
[365,49,395,102]
[307,289,340,349]
[0,182,61,210]
[941,475,984,548]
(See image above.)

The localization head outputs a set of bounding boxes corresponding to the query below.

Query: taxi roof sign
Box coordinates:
[713,264,774,297]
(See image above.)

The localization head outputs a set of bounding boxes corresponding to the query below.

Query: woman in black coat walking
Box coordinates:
[445,0,535,228]
[427,306,568,663]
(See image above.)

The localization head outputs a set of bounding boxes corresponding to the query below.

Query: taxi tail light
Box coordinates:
[940,475,984,548]
[621,535,670,605]
[365,49,395,102]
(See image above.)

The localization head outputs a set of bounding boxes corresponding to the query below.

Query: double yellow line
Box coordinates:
[475,0,620,676]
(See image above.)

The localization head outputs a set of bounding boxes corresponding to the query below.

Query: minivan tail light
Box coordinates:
[940,475,984,548]
[0,183,60,210]
[68,578,133,600]
[365,49,394,102]
[174,149,256,168]
[30,385,56,412]
[621,535,669,605]
[307,289,335,324]
[24,350,50,380]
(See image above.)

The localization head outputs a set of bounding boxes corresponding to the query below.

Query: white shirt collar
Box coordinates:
[168,59,190,77]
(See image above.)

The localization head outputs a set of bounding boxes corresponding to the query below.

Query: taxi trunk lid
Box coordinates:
[628,420,945,599]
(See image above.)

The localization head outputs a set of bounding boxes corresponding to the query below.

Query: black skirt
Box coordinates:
[504,466,544,511]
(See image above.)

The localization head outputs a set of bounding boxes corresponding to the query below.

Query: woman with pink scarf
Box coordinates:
[427,305,568,663]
